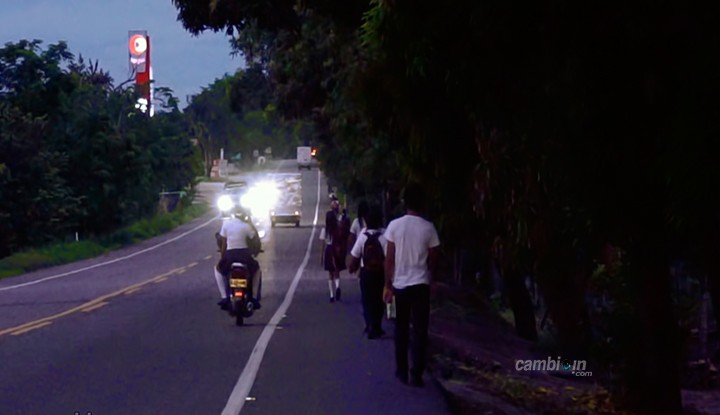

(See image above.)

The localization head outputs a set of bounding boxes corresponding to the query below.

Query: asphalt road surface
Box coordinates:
[0,159,451,415]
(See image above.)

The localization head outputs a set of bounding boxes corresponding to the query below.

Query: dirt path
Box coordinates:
[426,283,720,415]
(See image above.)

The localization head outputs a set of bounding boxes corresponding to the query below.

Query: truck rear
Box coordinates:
[297,146,312,170]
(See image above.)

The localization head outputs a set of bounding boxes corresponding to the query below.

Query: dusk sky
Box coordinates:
[0,0,244,108]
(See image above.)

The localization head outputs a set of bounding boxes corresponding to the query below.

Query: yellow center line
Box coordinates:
[187,262,198,268]
[81,301,109,312]
[10,321,52,336]
[0,265,186,337]
[124,287,142,295]
[204,255,213,260]
[177,269,186,275]
[154,277,168,283]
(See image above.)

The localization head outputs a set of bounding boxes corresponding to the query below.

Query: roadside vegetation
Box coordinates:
[0,203,207,280]
[0,39,297,277]
[0,40,201,261]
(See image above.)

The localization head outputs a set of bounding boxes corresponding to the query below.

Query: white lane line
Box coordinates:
[0,216,219,292]
[10,321,52,336]
[221,169,321,415]
[80,301,109,312]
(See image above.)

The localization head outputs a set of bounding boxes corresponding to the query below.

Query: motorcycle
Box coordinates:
[226,261,255,326]
[215,230,262,327]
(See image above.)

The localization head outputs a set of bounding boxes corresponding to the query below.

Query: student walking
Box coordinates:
[321,199,349,302]
[348,206,386,339]
[383,183,440,387]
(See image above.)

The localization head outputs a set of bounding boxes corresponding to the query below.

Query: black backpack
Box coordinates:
[363,231,385,272]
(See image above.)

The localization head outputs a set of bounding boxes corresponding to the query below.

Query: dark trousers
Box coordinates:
[359,269,385,334]
[394,284,430,379]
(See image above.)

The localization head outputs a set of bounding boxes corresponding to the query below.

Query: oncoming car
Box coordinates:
[270,205,301,227]
[216,180,248,217]
[224,180,248,193]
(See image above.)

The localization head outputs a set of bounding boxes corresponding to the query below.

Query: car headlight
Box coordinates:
[294,211,299,215]
[240,194,250,208]
[241,181,280,216]
[217,195,234,212]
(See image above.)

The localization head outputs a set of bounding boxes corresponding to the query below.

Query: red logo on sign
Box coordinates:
[129,35,147,55]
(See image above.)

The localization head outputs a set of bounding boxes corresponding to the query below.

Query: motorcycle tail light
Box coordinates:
[234,292,244,297]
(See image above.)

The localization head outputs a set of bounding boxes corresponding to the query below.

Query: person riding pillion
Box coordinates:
[214,206,262,310]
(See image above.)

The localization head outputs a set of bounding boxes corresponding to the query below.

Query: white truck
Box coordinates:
[297,146,312,170]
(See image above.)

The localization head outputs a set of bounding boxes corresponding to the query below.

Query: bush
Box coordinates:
[0,204,209,280]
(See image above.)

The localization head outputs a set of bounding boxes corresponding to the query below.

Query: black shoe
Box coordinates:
[217,298,230,310]
[335,287,341,301]
[330,296,335,303]
[395,371,408,385]
[252,301,262,310]
[410,376,425,388]
[368,331,382,340]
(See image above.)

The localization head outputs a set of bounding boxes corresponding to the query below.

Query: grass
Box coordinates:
[196,175,228,183]
[0,203,209,280]
[434,353,633,415]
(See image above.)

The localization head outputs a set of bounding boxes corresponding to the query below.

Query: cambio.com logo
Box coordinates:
[515,357,593,377]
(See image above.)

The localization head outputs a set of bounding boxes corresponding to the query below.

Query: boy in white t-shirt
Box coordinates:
[383,183,440,387]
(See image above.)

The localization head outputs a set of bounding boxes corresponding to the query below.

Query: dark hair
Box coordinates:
[402,182,425,212]
[357,200,369,228]
[365,205,383,229]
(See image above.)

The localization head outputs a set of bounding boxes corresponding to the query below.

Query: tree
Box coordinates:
[173,3,720,413]
[0,40,201,255]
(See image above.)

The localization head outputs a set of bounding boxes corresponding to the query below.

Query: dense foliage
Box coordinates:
[0,40,199,258]
[0,38,318,260]
[184,65,305,173]
[173,2,720,414]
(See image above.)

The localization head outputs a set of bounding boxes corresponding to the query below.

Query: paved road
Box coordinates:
[0,159,451,415]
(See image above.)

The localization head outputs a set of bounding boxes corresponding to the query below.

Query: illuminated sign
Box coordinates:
[128,30,153,116]
[128,30,148,73]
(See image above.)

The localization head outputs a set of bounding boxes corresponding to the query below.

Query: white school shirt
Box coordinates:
[383,215,440,288]
[219,217,254,250]
[350,217,365,237]
[350,228,387,268]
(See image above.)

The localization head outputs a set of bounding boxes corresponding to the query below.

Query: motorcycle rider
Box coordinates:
[214,206,262,310]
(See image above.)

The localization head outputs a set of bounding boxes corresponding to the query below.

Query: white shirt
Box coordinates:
[219,217,255,250]
[383,215,440,289]
[350,217,365,237]
[350,228,387,268]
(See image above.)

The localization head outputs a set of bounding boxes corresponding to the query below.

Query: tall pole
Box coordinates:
[129,30,151,116]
